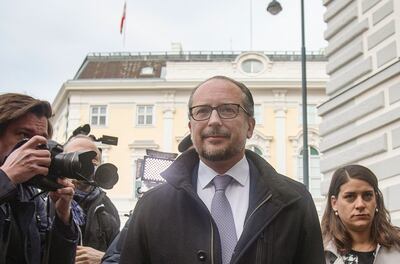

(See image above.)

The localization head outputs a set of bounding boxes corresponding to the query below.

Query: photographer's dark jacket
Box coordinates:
[77,188,120,252]
[0,169,78,264]
[120,149,325,264]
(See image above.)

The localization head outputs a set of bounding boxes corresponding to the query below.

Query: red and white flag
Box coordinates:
[120,2,126,34]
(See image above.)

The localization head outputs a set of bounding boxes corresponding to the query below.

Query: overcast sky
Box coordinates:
[0,0,327,103]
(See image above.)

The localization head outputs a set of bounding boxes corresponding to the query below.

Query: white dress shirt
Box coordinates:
[197,156,250,239]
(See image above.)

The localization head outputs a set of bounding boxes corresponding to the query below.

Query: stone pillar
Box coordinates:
[273,90,287,174]
[289,136,300,181]
[97,144,110,163]
[162,92,175,152]
[66,99,81,141]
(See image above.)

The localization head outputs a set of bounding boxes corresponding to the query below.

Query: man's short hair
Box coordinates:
[0,93,53,137]
[64,134,102,163]
[187,75,255,117]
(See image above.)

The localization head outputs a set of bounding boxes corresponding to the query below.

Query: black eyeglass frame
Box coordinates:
[189,103,251,121]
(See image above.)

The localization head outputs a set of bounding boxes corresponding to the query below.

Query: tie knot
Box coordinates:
[213,175,232,192]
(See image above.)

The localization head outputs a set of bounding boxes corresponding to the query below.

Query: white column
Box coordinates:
[97,145,110,163]
[66,101,81,140]
[162,108,174,152]
[162,92,175,152]
[273,90,287,174]
[289,136,300,181]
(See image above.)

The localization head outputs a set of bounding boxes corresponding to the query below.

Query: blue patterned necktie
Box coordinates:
[211,175,238,264]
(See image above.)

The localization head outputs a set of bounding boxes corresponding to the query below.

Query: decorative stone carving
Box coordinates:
[247,130,273,160]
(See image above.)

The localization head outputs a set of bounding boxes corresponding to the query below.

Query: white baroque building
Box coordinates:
[51,50,328,219]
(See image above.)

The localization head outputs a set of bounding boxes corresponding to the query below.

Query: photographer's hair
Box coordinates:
[187,75,255,117]
[321,164,400,254]
[0,93,53,138]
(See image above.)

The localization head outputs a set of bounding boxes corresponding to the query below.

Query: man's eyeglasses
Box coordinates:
[189,103,250,121]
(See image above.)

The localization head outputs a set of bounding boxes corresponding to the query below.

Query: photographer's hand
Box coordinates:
[75,245,105,264]
[0,135,51,184]
[49,178,75,225]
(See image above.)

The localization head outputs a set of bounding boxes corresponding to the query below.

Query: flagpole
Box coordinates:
[120,1,127,50]
[250,0,253,50]
[123,18,126,50]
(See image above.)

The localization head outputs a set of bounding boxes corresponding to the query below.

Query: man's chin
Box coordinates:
[200,148,230,162]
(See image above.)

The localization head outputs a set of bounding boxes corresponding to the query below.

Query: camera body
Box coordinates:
[25,139,97,191]
[7,139,119,191]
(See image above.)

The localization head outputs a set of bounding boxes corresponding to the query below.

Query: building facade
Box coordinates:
[51,50,327,218]
[319,0,400,224]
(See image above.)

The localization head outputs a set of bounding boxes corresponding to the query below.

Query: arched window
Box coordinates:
[300,147,319,156]
[297,146,321,198]
[241,59,263,74]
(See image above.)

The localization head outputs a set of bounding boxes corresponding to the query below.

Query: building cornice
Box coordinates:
[52,78,327,113]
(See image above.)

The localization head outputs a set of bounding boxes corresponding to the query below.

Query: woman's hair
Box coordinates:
[321,164,400,254]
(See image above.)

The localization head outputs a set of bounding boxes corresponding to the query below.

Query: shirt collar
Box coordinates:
[198,156,250,190]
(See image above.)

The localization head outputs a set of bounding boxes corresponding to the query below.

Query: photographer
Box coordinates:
[0,93,78,264]
[64,135,120,264]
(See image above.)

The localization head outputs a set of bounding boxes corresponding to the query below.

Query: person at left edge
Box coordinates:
[0,93,78,264]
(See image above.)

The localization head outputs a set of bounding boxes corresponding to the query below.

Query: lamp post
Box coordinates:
[267,0,309,190]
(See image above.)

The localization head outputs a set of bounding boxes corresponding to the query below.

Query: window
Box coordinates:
[299,105,320,125]
[90,105,107,126]
[254,104,263,124]
[160,66,166,78]
[137,105,154,125]
[241,59,263,74]
[140,67,154,76]
[298,147,322,198]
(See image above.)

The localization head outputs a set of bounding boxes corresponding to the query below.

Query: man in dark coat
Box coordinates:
[0,93,78,264]
[120,76,324,264]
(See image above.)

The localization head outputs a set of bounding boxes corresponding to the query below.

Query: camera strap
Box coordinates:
[0,203,12,263]
[41,197,52,264]
[29,189,48,201]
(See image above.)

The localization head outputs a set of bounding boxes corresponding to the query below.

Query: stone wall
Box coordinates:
[319,0,400,224]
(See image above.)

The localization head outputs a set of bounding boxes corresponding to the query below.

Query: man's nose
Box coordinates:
[208,109,222,125]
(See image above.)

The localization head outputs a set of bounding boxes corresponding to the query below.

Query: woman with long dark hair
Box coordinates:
[321,164,400,263]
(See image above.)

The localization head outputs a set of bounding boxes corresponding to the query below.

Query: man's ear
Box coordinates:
[247,117,256,139]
